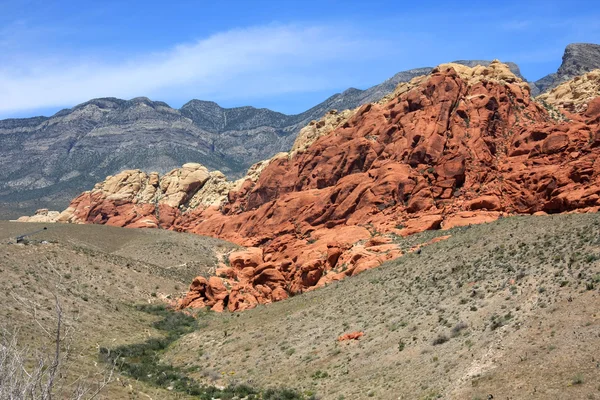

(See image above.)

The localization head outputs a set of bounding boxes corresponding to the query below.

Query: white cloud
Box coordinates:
[0,24,388,116]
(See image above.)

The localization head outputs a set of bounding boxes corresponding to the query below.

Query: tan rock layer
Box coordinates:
[537,69,600,113]
[15,209,60,223]
[291,109,356,157]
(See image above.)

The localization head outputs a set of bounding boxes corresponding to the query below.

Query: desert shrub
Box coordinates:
[451,321,468,337]
[285,348,296,356]
[490,318,504,331]
[572,373,584,385]
[311,370,329,379]
[101,304,306,399]
[263,387,306,399]
[432,334,449,345]
[489,313,512,331]
[398,340,405,351]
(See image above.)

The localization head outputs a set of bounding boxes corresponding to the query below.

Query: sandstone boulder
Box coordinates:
[159,163,210,207]
[16,209,61,223]
[338,331,364,341]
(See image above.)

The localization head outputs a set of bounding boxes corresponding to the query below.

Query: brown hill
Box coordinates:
[57,61,600,312]
[0,221,237,399]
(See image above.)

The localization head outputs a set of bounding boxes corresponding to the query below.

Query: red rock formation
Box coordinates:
[58,62,600,311]
[338,331,364,341]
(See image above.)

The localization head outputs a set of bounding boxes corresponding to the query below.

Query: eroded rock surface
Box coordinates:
[1,59,523,220]
[58,61,600,311]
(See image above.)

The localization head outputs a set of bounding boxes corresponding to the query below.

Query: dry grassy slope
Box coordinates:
[0,222,237,399]
[164,213,600,400]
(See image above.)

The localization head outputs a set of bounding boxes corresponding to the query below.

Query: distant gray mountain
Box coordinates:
[0,58,540,218]
[532,43,600,95]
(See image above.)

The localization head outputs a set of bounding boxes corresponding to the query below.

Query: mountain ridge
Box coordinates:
[532,43,600,95]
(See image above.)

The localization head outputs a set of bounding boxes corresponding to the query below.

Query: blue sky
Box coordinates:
[1,0,599,119]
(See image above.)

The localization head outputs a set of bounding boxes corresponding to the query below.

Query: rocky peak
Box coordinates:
[558,43,600,79]
[291,61,524,159]
[533,43,600,95]
[124,97,171,109]
[72,97,126,111]
[50,98,123,119]
[340,87,363,96]
[0,115,49,131]
[180,100,226,131]
[180,100,289,133]
[451,60,525,80]
[220,106,289,131]
[435,60,526,89]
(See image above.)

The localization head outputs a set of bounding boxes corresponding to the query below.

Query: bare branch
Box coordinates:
[1,293,114,400]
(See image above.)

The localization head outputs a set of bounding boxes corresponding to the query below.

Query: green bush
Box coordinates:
[100,304,306,399]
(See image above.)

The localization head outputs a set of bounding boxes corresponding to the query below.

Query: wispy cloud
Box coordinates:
[0,24,388,117]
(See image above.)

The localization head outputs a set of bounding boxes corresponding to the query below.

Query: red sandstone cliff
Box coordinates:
[57,61,600,311]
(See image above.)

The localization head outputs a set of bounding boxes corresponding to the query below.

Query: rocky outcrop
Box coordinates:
[15,209,60,223]
[187,171,235,209]
[338,332,364,341]
[58,163,216,227]
[290,75,430,159]
[158,163,211,208]
[291,109,356,157]
[532,43,600,95]
[1,44,593,221]
[537,70,600,113]
[58,61,600,312]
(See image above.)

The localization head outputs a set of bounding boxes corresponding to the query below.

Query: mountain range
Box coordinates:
[1,43,599,219]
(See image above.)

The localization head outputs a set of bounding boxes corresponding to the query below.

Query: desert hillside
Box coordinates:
[0,222,237,399]
[3,214,599,399]
[3,2,600,399]
[162,213,600,399]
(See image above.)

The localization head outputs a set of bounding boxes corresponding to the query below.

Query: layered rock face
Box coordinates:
[59,61,600,312]
[58,163,237,229]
